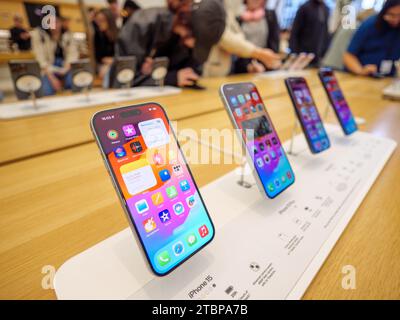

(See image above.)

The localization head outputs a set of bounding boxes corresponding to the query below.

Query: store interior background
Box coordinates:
[0,0,165,99]
[0,0,387,102]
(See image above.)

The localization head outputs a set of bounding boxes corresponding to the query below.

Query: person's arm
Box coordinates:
[219,14,281,69]
[344,17,377,76]
[165,53,201,87]
[164,68,200,87]
[343,52,377,75]
[218,23,256,58]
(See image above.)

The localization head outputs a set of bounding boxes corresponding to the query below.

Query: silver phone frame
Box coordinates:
[90,102,215,276]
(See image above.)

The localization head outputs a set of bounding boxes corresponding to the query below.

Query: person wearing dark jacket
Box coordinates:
[122,0,141,25]
[117,0,226,87]
[234,0,280,73]
[289,0,330,65]
[93,8,119,83]
[9,14,31,51]
[344,0,400,77]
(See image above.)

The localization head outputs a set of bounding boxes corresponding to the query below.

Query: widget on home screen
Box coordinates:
[93,105,213,275]
[320,71,357,135]
[288,79,330,153]
[226,85,295,198]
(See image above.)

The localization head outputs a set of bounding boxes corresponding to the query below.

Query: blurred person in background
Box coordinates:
[234,0,280,74]
[289,0,330,65]
[322,9,375,70]
[87,7,98,36]
[31,15,78,95]
[107,0,123,28]
[118,0,226,87]
[122,0,141,25]
[61,16,71,33]
[87,7,97,23]
[202,0,281,77]
[94,8,119,84]
[9,14,31,51]
[344,0,400,77]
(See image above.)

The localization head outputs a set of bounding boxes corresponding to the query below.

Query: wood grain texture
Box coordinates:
[0,73,399,299]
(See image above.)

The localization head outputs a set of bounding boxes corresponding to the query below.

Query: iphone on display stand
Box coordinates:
[285,77,330,154]
[8,60,43,103]
[318,67,358,135]
[91,103,214,276]
[71,59,94,96]
[151,57,169,88]
[109,56,137,89]
[220,83,295,199]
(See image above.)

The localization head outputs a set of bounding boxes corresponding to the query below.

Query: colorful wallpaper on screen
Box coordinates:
[322,73,357,135]
[290,80,330,153]
[226,85,295,198]
[93,104,213,275]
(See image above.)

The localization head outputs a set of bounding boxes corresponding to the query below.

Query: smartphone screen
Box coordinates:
[91,103,214,276]
[285,77,330,153]
[319,68,358,135]
[221,83,295,198]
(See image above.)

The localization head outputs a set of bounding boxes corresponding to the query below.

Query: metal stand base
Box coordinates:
[30,90,38,109]
[83,86,90,102]
[156,78,165,90]
[236,157,254,189]
[288,119,299,156]
[323,103,331,120]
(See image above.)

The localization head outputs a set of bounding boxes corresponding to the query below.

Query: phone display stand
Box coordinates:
[323,103,331,120]
[156,78,165,90]
[54,125,396,300]
[72,72,94,102]
[118,83,134,97]
[382,63,400,100]
[83,87,91,102]
[115,68,135,97]
[194,137,255,189]
[152,67,167,91]
[383,80,400,101]
[288,119,300,156]
[29,90,38,109]
[322,102,366,126]
[16,75,42,109]
[236,158,254,189]
[0,86,181,120]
